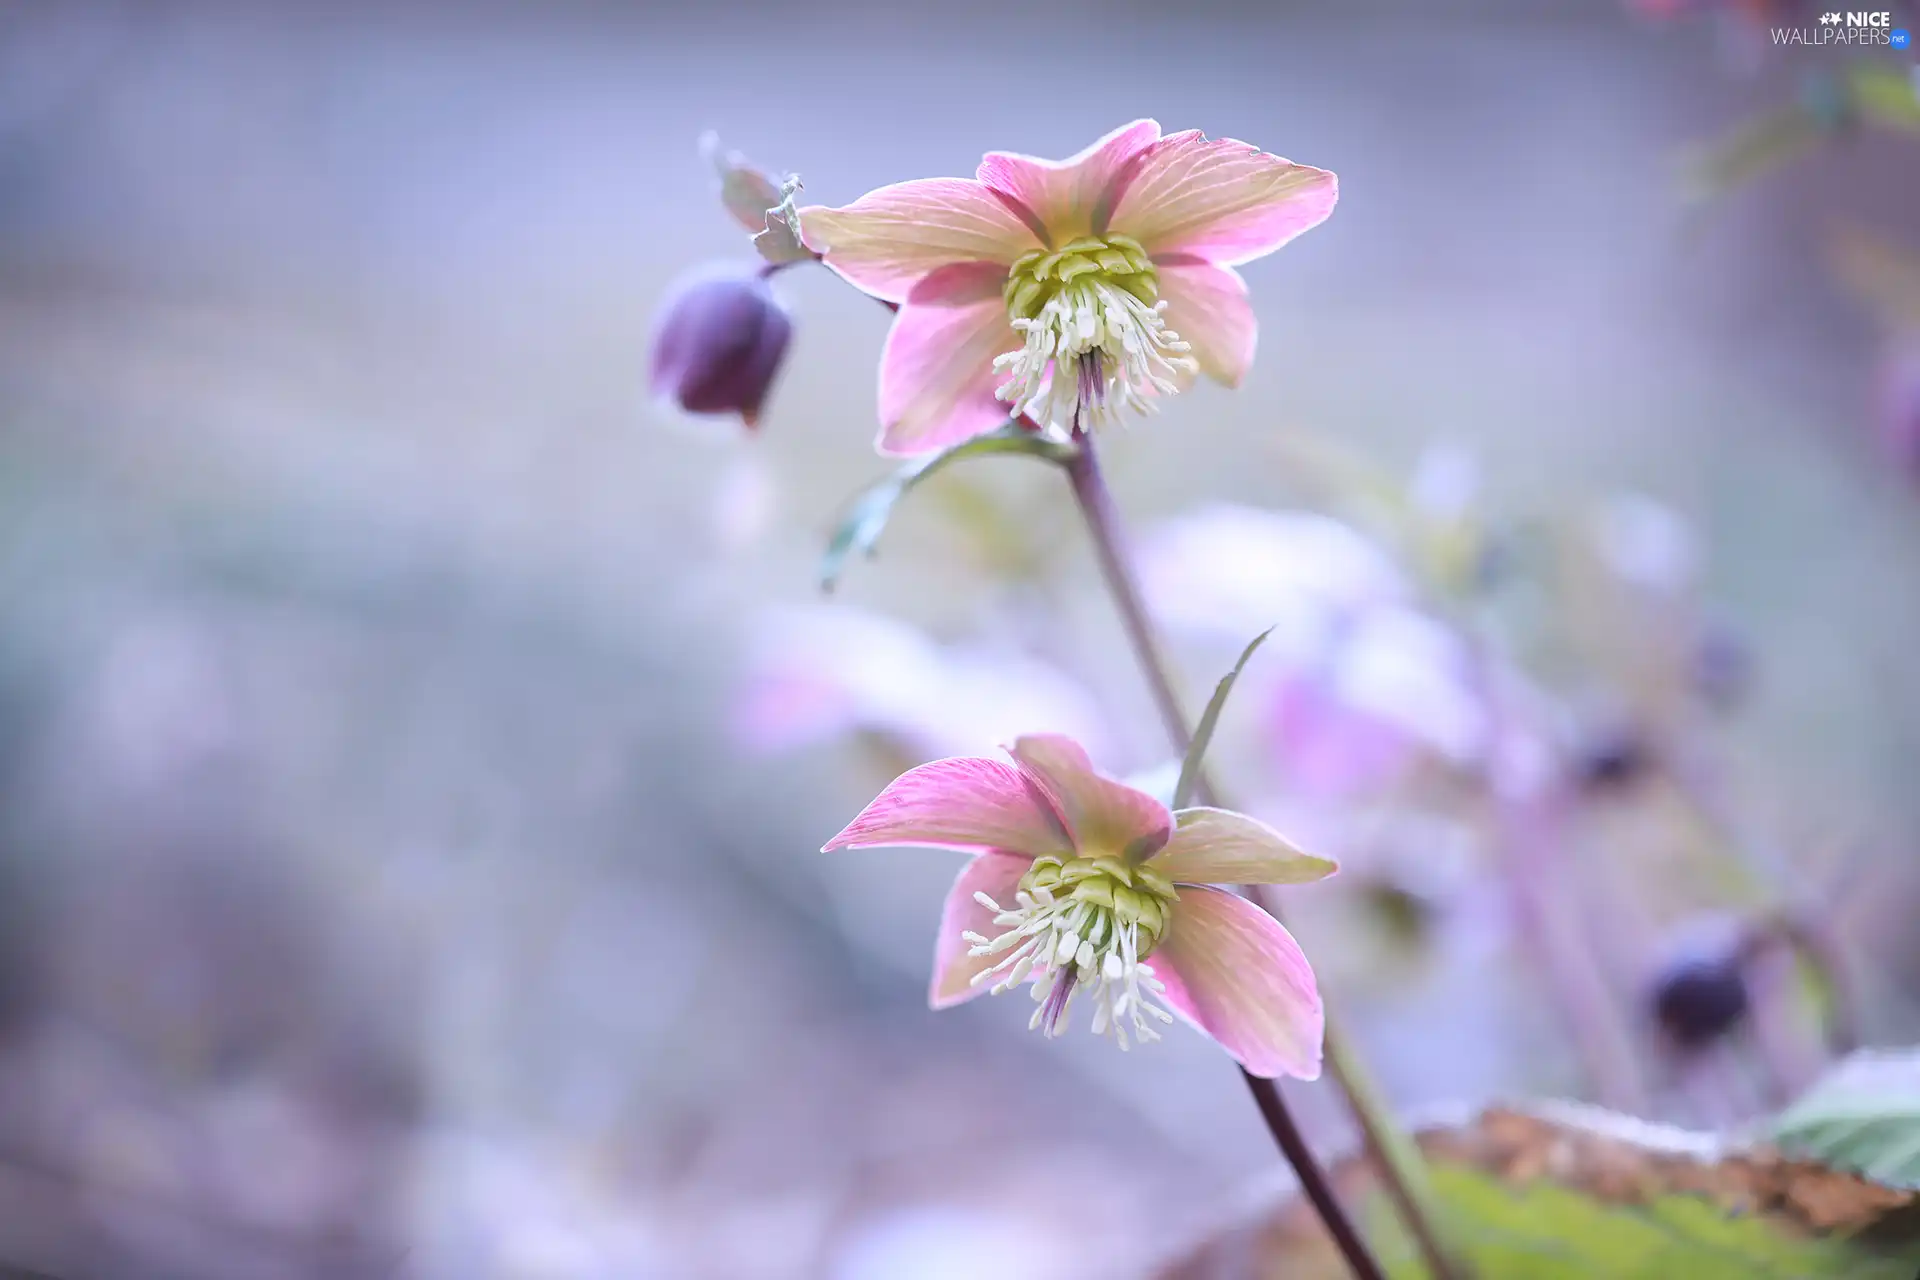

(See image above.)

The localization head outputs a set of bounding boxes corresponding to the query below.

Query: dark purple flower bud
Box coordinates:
[1573,723,1655,794]
[1650,947,1751,1051]
[650,266,792,428]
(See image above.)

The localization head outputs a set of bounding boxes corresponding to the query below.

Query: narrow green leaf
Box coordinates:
[818,426,1074,592]
[1772,1049,1920,1191]
[1171,626,1273,810]
[1684,105,1825,203]
[1848,64,1920,136]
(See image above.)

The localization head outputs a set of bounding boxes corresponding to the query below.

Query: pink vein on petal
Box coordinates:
[876,262,1020,456]
[1150,808,1338,886]
[975,119,1163,244]
[799,177,1040,303]
[1153,256,1258,387]
[929,852,1033,1008]
[1007,734,1172,861]
[1152,886,1324,1079]
[1107,132,1337,267]
[823,757,1069,856]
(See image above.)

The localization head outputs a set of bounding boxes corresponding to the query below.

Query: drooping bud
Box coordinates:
[649,266,792,428]
[1573,724,1655,794]
[1648,920,1753,1051]
[1652,952,1750,1051]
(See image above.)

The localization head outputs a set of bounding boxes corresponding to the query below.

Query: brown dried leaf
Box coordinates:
[1160,1101,1918,1279]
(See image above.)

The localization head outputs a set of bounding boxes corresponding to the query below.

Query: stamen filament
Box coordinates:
[964,853,1179,1048]
[991,235,1197,434]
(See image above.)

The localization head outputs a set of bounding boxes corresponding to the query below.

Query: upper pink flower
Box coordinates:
[822,733,1335,1078]
[799,121,1337,456]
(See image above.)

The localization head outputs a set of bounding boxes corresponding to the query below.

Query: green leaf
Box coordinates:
[1684,68,1918,207]
[700,132,813,266]
[1164,1101,1920,1279]
[1684,106,1825,203]
[818,426,1074,592]
[1773,1049,1920,1192]
[1171,627,1272,810]
[1848,64,1920,136]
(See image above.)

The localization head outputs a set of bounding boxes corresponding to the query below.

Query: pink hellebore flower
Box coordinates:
[822,734,1336,1078]
[799,120,1337,455]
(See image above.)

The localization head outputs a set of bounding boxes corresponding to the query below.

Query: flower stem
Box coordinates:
[1063,432,1447,1280]
[1240,1068,1389,1280]
[1665,751,1861,1058]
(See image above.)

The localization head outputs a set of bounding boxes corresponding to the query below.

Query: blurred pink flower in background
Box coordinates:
[733,607,1108,763]
[799,120,1336,454]
[1593,492,1700,596]
[1877,342,1920,476]
[1141,504,1486,798]
[1405,443,1481,526]
[1270,605,1488,797]
[825,734,1336,1078]
[1140,504,1404,641]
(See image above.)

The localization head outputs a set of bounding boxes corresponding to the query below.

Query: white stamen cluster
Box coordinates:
[992,236,1197,433]
[962,854,1178,1050]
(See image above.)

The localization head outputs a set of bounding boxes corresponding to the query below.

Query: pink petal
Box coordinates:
[1150,808,1338,886]
[1108,131,1337,267]
[798,178,1038,304]
[1155,257,1257,387]
[822,757,1068,856]
[928,852,1031,1009]
[1007,734,1171,862]
[876,263,1019,457]
[1153,886,1324,1079]
[975,119,1163,244]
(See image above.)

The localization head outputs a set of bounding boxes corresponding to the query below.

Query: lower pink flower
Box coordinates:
[822,733,1336,1079]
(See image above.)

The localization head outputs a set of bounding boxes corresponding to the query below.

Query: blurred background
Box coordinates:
[1,1,1917,1275]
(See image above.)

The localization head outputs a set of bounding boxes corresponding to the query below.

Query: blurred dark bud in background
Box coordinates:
[1650,933,1753,1051]
[1573,724,1657,795]
[650,265,793,428]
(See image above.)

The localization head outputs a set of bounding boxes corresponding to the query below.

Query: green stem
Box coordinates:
[1664,751,1861,1058]
[1064,432,1459,1280]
